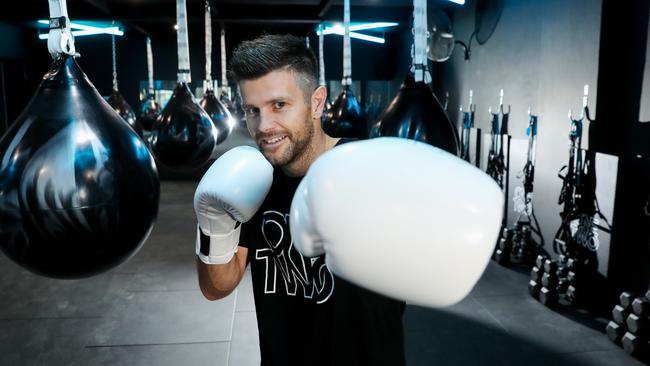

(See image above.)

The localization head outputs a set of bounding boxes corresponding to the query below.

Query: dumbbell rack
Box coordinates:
[528,252,600,308]
[494,112,546,268]
[487,90,513,266]
[606,290,650,361]
[529,88,611,311]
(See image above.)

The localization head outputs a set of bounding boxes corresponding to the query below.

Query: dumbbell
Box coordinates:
[541,272,559,288]
[494,229,511,264]
[539,286,559,307]
[530,266,543,282]
[497,230,510,251]
[566,285,579,305]
[557,279,569,293]
[529,280,541,299]
[632,297,650,317]
[620,291,637,308]
[494,248,509,265]
[613,304,632,324]
[543,259,558,274]
[606,320,627,343]
[622,331,650,358]
[556,265,569,279]
[565,257,577,270]
[567,270,577,285]
[535,255,547,270]
[626,313,650,336]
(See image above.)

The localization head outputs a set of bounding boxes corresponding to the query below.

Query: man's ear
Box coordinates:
[311,86,328,119]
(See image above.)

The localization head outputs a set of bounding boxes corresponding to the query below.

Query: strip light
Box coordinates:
[37,20,124,39]
[448,0,465,4]
[317,22,398,44]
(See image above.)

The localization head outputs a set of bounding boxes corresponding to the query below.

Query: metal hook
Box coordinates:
[498,89,511,115]
[461,90,475,114]
[569,84,589,121]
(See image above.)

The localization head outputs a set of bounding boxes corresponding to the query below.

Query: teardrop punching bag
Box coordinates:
[0,4,159,279]
[370,0,459,155]
[139,95,160,132]
[107,33,139,135]
[324,87,366,138]
[137,37,161,132]
[200,89,234,146]
[148,0,218,171]
[370,74,459,155]
[321,0,367,139]
[108,91,138,133]
[199,2,234,146]
[206,25,254,159]
[149,83,217,170]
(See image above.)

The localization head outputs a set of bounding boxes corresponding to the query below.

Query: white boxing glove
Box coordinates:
[290,137,503,308]
[194,146,273,264]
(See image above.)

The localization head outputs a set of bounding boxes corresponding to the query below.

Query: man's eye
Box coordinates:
[245,108,259,116]
[274,101,286,109]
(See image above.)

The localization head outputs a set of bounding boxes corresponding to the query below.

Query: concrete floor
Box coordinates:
[0,181,644,366]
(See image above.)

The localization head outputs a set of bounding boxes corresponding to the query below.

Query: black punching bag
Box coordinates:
[107,33,139,135]
[147,0,217,171]
[321,0,367,139]
[323,86,367,139]
[200,89,233,145]
[138,36,160,132]
[138,95,160,132]
[148,83,217,170]
[0,55,160,279]
[370,74,459,155]
[108,90,139,134]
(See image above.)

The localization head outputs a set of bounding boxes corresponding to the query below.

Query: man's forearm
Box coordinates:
[197,250,246,300]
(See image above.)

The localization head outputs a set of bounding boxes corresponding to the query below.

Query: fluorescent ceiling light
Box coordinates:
[37,20,123,38]
[39,27,124,39]
[348,22,399,31]
[319,28,385,44]
[448,0,465,4]
[317,22,397,44]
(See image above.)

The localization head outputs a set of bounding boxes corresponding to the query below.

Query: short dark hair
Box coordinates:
[230,34,318,100]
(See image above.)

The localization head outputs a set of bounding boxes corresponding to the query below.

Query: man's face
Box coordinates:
[239,69,314,167]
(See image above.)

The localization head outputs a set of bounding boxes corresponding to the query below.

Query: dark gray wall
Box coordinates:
[438,0,605,256]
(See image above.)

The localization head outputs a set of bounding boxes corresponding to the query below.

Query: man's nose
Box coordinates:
[257,109,276,133]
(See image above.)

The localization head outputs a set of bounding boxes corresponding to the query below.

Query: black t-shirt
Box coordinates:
[240,139,406,366]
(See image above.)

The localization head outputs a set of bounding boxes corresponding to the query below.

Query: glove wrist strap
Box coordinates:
[195,224,240,265]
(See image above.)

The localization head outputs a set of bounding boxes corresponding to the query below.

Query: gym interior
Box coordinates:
[1,0,650,365]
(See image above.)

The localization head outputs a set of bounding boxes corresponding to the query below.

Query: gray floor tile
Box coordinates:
[236,268,256,313]
[474,292,619,354]
[407,294,505,332]
[404,305,569,366]
[0,269,119,319]
[559,349,646,366]
[229,311,261,366]
[82,342,230,366]
[0,317,103,366]
[471,261,531,298]
[90,289,236,346]
[112,254,200,293]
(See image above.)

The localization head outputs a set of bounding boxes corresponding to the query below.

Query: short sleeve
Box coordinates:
[238,215,258,249]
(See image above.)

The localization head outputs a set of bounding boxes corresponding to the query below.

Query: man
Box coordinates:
[195,34,406,365]
[194,34,504,366]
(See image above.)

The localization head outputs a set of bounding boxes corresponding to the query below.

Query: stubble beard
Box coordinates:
[263,116,314,168]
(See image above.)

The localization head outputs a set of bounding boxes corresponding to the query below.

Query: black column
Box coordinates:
[594,0,650,294]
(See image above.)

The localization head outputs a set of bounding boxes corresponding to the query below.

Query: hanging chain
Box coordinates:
[112,29,118,91]
[342,0,351,86]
